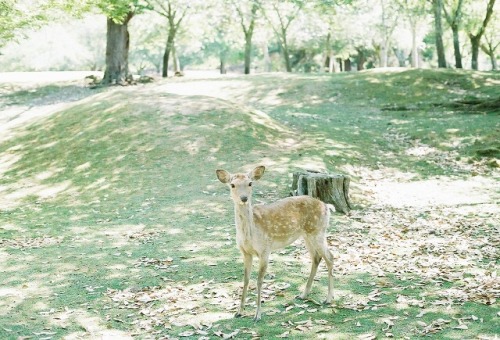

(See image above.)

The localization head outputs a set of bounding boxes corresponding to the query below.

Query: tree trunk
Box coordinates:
[172,45,181,73]
[481,42,498,70]
[443,0,464,68]
[411,25,418,68]
[380,43,388,67]
[291,171,352,214]
[344,59,351,71]
[323,32,332,73]
[357,49,366,70]
[468,0,496,71]
[262,41,271,72]
[101,13,133,85]
[451,25,463,68]
[282,31,292,72]
[220,47,227,74]
[432,0,447,68]
[238,1,258,75]
[162,33,175,78]
[244,33,252,74]
[393,48,406,67]
[328,51,335,72]
[470,37,481,70]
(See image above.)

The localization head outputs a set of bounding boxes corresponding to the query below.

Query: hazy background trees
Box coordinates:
[0,0,497,75]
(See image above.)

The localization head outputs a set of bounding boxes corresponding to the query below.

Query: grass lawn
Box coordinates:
[0,69,499,339]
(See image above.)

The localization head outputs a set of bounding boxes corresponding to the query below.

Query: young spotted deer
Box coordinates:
[216,165,334,321]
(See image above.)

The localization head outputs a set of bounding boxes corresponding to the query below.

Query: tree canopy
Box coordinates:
[0,0,498,73]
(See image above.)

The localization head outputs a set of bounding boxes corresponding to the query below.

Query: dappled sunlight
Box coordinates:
[99,223,146,248]
[1,178,73,209]
[173,136,207,155]
[372,176,497,208]
[165,227,183,235]
[84,177,109,191]
[52,309,133,339]
[0,152,22,177]
[1,71,498,338]
[106,264,133,279]
[0,222,26,233]
[155,77,288,108]
[484,76,500,87]
[153,73,342,110]
[246,109,289,134]
[0,281,51,316]
[181,239,233,258]
[0,103,73,143]
[291,156,329,173]
[0,249,10,271]
[37,180,72,198]
[34,167,65,180]
[170,200,229,217]
[74,161,91,172]
[68,223,150,250]
[155,78,249,100]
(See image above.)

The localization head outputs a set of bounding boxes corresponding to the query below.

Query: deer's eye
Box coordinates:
[230,184,235,188]
[248,182,252,187]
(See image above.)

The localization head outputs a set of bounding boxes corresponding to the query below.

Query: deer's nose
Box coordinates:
[240,196,248,203]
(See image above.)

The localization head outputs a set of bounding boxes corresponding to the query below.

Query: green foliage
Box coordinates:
[0,0,46,47]
[94,0,148,22]
[48,0,150,22]
[1,0,499,72]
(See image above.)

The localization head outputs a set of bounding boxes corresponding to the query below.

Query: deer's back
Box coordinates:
[253,196,328,236]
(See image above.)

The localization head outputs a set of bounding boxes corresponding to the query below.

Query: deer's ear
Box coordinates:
[250,166,265,181]
[216,169,231,184]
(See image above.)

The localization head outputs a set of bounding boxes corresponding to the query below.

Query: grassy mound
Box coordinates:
[0,88,294,212]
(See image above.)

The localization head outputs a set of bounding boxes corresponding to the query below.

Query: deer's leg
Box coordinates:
[317,238,335,304]
[254,252,269,321]
[236,252,252,317]
[299,239,322,300]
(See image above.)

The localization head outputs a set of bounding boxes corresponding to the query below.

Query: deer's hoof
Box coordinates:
[234,312,243,318]
[296,294,307,300]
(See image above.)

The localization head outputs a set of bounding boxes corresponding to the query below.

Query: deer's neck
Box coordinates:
[234,203,255,239]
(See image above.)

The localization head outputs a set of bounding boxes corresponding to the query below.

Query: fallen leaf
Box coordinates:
[276,331,289,338]
[315,319,329,325]
[179,330,195,337]
[223,329,240,339]
[382,318,394,331]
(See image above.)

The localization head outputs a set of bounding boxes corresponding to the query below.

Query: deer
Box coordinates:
[216,165,335,321]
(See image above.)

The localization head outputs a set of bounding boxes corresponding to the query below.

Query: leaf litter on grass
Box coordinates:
[102,196,499,337]
[330,204,498,300]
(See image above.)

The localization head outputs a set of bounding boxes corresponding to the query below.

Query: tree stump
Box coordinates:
[291,170,352,214]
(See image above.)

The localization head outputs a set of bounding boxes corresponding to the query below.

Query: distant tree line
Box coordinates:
[0,0,498,85]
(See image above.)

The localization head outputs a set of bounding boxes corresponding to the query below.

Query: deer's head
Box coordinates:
[216,166,265,205]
